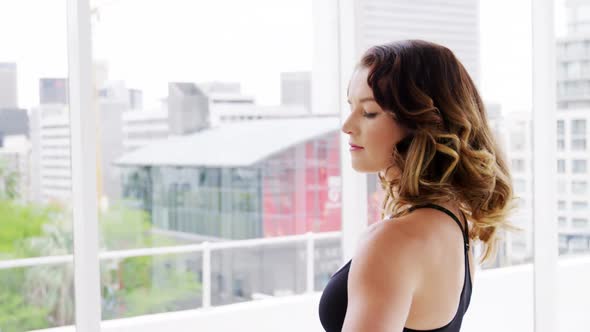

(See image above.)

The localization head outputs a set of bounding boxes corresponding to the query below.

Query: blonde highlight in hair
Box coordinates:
[362,40,520,264]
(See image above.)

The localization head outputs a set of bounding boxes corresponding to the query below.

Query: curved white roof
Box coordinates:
[115,116,340,167]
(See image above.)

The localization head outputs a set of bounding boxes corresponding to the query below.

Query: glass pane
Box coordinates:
[211,243,307,306]
[555,0,590,329]
[101,254,202,319]
[90,0,337,322]
[0,264,75,330]
[365,0,535,330]
[0,1,75,330]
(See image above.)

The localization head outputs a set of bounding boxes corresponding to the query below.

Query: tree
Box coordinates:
[0,199,65,331]
[99,202,201,319]
[0,200,51,258]
[0,156,19,201]
[0,199,202,331]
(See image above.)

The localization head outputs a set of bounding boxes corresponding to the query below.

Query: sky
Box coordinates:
[0,0,568,112]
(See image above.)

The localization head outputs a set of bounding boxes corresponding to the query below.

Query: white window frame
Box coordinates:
[531,1,558,332]
[67,0,102,330]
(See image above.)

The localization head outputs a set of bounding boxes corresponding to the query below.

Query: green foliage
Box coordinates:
[0,157,20,201]
[99,201,176,250]
[0,266,56,331]
[102,255,201,319]
[118,269,200,317]
[0,199,202,330]
[0,287,50,332]
[119,256,153,290]
[0,200,58,258]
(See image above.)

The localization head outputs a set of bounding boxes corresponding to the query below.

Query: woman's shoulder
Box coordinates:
[358,208,457,272]
[357,215,430,266]
[368,208,447,244]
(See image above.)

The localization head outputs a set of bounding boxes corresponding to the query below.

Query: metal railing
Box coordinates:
[0,231,341,308]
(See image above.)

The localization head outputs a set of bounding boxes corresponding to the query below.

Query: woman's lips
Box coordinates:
[349,143,364,151]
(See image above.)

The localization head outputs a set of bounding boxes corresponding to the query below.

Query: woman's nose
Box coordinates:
[341,125,352,135]
[341,116,354,135]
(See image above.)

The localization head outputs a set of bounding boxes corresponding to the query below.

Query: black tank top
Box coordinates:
[318,203,472,332]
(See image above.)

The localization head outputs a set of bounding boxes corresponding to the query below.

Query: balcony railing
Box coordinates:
[0,231,341,309]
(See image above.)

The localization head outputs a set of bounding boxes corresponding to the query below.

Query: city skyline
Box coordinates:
[0,0,567,112]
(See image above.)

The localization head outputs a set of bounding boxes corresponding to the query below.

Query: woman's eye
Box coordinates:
[364,112,377,118]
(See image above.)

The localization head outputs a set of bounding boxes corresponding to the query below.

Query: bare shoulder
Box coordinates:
[343,207,473,331]
[342,214,433,331]
[355,208,459,277]
[361,209,444,258]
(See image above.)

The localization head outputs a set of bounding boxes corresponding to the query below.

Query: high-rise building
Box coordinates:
[128,88,143,110]
[39,78,68,105]
[29,104,71,203]
[98,81,127,205]
[312,0,480,116]
[0,108,29,146]
[0,63,18,109]
[167,82,210,135]
[281,71,311,112]
[553,0,590,254]
[502,110,534,264]
[30,79,129,205]
[356,0,480,84]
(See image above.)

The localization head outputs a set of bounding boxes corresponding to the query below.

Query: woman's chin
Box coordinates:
[350,163,378,174]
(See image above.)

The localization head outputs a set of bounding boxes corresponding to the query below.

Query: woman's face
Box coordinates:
[341,66,410,179]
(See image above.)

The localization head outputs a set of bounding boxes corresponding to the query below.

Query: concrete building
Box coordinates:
[501,111,534,264]
[280,71,311,112]
[552,0,590,253]
[97,81,128,205]
[40,78,68,105]
[0,63,18,109]
[29,104,71,203]
[123,82,256,151]
[115,117,342,303]
[30,79,134,205]
[0,108,29,145]
[312,0,480,119]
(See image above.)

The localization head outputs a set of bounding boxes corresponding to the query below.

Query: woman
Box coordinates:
[318,40,518,332]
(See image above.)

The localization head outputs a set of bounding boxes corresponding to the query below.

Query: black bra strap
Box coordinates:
[409,203,470,251]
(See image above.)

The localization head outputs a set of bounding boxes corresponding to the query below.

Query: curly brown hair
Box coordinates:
[359,40,520,264]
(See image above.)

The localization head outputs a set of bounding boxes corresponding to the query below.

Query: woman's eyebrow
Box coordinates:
[347,97,376,104]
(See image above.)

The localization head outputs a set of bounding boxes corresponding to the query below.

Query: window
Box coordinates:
[572,138,587,150]
[572,218,589,228]
[572,119,586,135]
[511,132,526,151]
[578,5,590,22]
[558,179,567,194]
[514,179,527,193]
[572,201,588,211]
[564,81,582,96]
[567,61,581,78]
[557,120,565,135]
[558,159,566,173]
[558,216,567,227]
[572,159,587,173]
[572,181,588,195]
[558,200,567,210]
[512,159,525,172]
